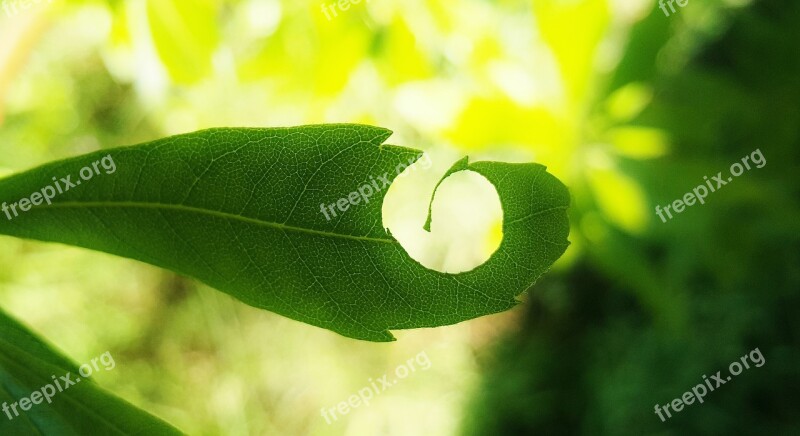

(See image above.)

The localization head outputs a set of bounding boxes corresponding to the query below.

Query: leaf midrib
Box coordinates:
[33,201,397,245]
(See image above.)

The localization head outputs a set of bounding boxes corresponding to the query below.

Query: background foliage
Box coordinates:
[0,0,797,434]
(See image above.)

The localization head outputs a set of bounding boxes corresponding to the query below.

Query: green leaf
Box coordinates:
[0,309,182,435]
[0,125,570,341]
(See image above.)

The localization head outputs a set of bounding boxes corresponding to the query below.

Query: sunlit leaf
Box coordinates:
[238,6,370,96]
[446,97,565,150]
[372,17,434,85]
[146,0,219,84]
[606,126,669,159]
[587,165,648,233]
[604,82,654,122]
[534,0,610,104]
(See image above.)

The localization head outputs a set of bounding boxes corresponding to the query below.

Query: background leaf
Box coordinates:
[0,308,181,435]
[146,0,219,84]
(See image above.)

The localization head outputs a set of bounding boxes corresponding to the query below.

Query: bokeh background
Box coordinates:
[1,0,798,434]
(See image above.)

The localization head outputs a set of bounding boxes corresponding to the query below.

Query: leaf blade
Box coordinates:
[0,310,182,435]
[0,125,570,341]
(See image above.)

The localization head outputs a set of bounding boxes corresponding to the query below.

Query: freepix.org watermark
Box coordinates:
[320,0,372,21]
[321,351,432,424]
[2,0,53,18]
[655,149,765,223]
[319,153,432,222]
[2,154,117,221]
[658,0,689,17]
[2,351,116,421]
[654,347,765,422]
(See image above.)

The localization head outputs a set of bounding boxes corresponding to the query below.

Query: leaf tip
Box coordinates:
[423,156,472,232]
[377,330,397,342]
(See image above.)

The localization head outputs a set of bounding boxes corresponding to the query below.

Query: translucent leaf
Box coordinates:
[146,0,219,84]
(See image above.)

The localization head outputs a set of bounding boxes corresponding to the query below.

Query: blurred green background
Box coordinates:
[0,0,798,434]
